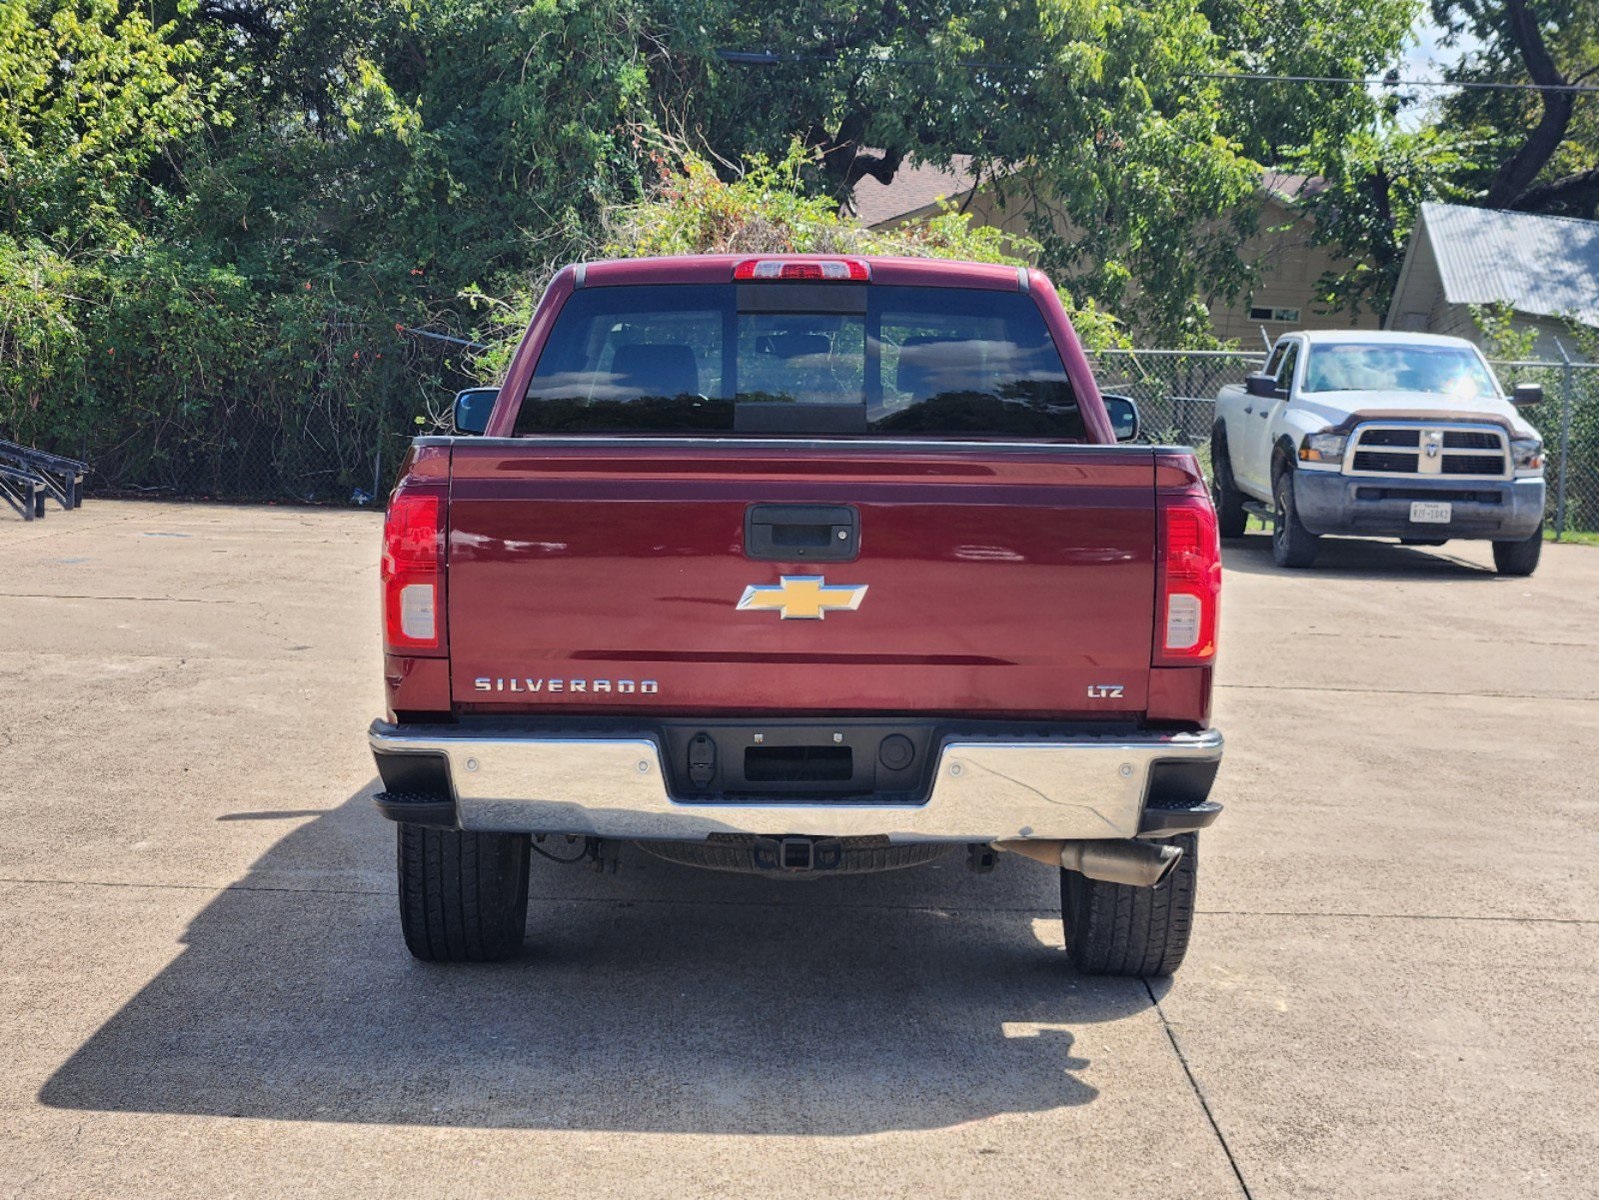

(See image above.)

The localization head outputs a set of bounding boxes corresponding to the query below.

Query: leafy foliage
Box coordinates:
[2,0,654,497]
[656,0,1268,342]
[1,0,1450,498]
[0,0,217,245]
[1431,0,1599,215]
[602,143,1033,262]
[1200,0,1421,163]
[1471,301,1542,360]
[1294,125,1473,320]
[1300,0,1599,319]
[469,142,1131,378]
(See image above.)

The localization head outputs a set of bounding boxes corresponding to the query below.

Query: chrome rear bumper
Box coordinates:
[368,722,1224,842]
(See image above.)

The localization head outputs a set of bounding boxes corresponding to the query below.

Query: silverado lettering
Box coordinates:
[370,254,1226,977]
[474,678,659,694]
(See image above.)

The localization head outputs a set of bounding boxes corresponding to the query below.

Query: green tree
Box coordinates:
[1293,124,1472,320]
[1432,0,1599,216]
[4,0,660,497]
[648,1,1268,342]
[0,0,1433,498]
[1291,2,1597,322]
[646,1,1430,342]
[0,0,215,245]
[1200,0,1420,163]
[468,142,1131,382]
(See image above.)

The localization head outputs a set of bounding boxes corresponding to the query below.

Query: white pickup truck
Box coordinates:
[1211,331,1547,574]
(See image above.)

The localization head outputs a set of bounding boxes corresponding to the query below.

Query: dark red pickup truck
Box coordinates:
[370,254,1224,976]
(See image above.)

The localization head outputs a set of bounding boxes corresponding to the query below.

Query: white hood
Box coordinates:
[1295,389,1541,439]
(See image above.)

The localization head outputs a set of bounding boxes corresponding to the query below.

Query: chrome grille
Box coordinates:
[1343,424,1509,481]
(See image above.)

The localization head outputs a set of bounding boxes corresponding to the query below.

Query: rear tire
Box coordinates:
[1061,833,1197,977]
[1271,466,1320,568]
[397,824,530,962]
[1492,523,1542,576]
[1209,427,1249,539]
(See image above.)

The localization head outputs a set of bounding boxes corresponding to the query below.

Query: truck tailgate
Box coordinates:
[446,439,1155,718]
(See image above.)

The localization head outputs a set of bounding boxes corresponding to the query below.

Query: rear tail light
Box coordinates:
[382,492,443,652]
[1155,453,1221,664]
[733,258,870,282]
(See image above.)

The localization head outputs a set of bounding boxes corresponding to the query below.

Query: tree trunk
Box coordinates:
[1513,167,1599,219]
[1484,0,1575,209]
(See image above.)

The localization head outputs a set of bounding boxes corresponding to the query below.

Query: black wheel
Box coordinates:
[397,824,530,962]
[1061,833,1197,977]
[1209,426,1249,539]
[1271,466,1320,568]
[1492,522,1542,577]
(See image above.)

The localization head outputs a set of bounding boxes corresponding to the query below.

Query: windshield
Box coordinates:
[1302,343,1500,400]
[515,283,1084,438]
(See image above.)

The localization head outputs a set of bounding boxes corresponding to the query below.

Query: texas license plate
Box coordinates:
[1409,501,1452,524]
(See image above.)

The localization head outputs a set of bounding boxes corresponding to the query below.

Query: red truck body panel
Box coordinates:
[443,439,1157,719]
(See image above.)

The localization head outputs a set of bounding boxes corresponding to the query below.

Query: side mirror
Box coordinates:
[1511,381,1544,408]
[452,387,498,435]
[1101,394,1141,442]
[1245,373,1280,398]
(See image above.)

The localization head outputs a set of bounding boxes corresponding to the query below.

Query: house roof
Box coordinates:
[850,155,978,226]
[1260,172,1327,204]
[1416,201,1599,328]
[852,158,1325,226]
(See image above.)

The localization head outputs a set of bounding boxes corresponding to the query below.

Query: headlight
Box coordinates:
[1511,436,1543,472]
[1299,431,1348,465]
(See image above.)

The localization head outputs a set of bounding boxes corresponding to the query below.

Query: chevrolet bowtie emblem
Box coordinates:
[736,575,868,620]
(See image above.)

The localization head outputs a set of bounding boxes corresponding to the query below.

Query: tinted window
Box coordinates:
[515,284,1082,438]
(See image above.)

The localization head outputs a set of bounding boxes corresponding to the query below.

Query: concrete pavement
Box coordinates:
[1,502,1595,1198]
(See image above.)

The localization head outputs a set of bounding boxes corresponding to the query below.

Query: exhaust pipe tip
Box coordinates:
[991,837,1184,888]
[1061,839,1183,888]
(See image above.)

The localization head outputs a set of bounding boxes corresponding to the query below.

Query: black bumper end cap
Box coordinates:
[1138,800,1223,837]
[372,791,457,828]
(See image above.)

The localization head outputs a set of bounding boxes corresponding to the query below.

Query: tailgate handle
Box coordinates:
[744,504,859,562]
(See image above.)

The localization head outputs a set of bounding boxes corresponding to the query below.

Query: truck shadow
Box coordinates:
[39,786,1152,1133]
[1221,532,1499,579]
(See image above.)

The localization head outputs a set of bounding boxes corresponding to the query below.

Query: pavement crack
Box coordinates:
[1197,908,1599,925]
[0,592,247,604]
[1299,630,1599,650]
[1217,682,1597,702]
[0,876,388,897]
[1144,978,1254,1200]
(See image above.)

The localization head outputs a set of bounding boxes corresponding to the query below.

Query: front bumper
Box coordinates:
[368,721,1224,842]
[1292,470,1545,540]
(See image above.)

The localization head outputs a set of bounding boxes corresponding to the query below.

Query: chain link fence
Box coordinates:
[1088,348,1599,538]
[12,338,1598,534]
[7,326,478,509]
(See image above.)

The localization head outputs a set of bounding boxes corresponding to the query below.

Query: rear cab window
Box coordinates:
[514,284,1085,438]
